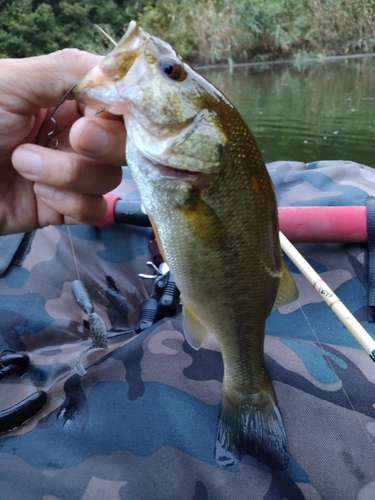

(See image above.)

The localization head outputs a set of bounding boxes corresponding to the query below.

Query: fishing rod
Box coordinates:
[279,231,375,362]
[100,194,370,242]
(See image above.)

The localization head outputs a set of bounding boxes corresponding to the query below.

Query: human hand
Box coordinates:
[1,49,126,236]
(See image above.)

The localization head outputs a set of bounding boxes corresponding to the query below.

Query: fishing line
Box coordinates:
[48,95,116,370]
[48,99,97,342]
[297,298,375,454]
[66,226,82,283]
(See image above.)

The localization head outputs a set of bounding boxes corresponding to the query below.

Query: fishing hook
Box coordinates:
[47,83,77,149]
[139,261,169,280]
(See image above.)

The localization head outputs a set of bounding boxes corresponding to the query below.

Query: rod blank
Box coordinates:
[279,231,375,361]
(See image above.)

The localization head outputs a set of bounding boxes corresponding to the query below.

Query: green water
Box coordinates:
[201,56,375,167]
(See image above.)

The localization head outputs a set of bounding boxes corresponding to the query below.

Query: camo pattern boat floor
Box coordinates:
[1,161,375,500]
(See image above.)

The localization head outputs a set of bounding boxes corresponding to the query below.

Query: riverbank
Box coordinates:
[138,0,375,65]
[195,52,375,71]
[2,0,375,63]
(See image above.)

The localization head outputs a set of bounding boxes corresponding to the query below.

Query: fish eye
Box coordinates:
[159,58,187,82]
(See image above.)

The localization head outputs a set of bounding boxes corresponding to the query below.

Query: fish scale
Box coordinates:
[73,20,298,469]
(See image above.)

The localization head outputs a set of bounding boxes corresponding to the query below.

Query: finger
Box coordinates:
[69,116,126,165]
[4,49,101,111]
[33,184,108,226]
[12,144,123,195]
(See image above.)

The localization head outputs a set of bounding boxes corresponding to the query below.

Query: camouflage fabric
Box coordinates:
[1,161,375,499]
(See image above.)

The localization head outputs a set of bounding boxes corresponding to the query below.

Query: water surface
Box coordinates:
[201,56,375,167]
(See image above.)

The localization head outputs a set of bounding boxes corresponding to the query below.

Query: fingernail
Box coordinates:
[79,122,109,154]
[12,147,42,177]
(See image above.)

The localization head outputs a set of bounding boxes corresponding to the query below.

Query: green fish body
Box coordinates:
[73,21,298,469]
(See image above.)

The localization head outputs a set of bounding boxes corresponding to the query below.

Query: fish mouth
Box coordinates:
[154,163,204,180]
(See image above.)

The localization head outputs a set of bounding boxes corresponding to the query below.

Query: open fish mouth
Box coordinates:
[153,163,205,179]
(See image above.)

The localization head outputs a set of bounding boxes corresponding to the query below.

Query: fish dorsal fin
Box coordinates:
[182,300,211,350]
[272,259,299,311]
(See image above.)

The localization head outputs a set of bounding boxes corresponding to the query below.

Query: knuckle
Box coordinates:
[47,49,100,88]
[60,157,83,189]
[52,48,82,67]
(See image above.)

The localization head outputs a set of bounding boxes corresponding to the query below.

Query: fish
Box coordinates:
[73,21,298,470]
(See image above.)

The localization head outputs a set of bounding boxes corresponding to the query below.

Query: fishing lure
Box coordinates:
[0,392,47,433]
[0,350,47,432]
[71,280,108,376]
[0,350,29,379]
[136,261,180,333]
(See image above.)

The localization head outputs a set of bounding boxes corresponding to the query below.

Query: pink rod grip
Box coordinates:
[98,197,368,243]
[95,193,122,226]
[278,206,367,243]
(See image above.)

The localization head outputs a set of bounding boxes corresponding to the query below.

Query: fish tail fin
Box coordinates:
[215,388,289,469]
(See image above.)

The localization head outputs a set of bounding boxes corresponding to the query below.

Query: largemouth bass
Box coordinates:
[73,21,298,470]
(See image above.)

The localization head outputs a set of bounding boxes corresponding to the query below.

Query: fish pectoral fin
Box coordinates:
[179,197,227,251]
[272,259,299,311]
[182,301,210,350]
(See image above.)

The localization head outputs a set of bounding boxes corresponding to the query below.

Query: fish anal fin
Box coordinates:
[215,389,289,470]
[183,301,210,350]
[272,259,299,311]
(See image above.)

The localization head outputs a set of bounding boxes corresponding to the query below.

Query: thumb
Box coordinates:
[5,49,102,111]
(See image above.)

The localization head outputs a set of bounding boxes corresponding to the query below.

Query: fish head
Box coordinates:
[73,21,229,191]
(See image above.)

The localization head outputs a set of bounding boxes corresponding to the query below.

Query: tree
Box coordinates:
[0,0,132,58]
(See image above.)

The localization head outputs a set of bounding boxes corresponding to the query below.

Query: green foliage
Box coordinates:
[0,0,130,58]
[1,0,375,63]
[304,0,375,55]
[139,0,375,63]
[138,0,235,63]
[0,0,56,58]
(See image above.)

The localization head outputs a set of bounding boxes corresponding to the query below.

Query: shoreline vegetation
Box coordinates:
[1,0,375,65]
[195,52,375,71]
